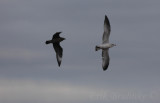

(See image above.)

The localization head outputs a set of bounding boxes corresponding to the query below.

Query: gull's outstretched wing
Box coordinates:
[52,32,62,40]
[53,43,63,67]
[102,49,110,71]
[103,15,111,43]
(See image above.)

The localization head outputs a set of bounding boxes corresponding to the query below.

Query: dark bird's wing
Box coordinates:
[103,15,111,43]
[53,43,63,67]
[102,49,110,71]
[52,32,62,40]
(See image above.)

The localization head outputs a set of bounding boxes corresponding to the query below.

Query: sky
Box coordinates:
[0,0,160,103]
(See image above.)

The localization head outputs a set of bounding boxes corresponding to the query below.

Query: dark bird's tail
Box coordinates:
[45,40,50,44]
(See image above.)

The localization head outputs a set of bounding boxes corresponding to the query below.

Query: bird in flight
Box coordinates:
[95,15,116,71]
[46,32,65,67]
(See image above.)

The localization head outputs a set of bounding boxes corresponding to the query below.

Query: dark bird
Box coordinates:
[46,32,65,67]
[95,15,116,71]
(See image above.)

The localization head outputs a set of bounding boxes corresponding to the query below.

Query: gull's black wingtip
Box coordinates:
[103,64,109,71]
[105,15,109,20]
[103,68,108,71]
[58,62,61,67]
[103,69,107,71]
[104,14,110,27]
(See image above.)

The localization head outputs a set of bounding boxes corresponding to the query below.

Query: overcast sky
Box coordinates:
[0,0,160,103]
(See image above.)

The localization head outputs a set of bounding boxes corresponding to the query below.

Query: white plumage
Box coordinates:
[95,15,116,71]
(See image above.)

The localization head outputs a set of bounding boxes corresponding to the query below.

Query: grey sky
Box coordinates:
[0,0,160,103]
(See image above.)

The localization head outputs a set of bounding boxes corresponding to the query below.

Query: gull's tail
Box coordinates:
[95,46,100,51]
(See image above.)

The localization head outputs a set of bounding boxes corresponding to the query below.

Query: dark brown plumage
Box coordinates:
[46,32,65,67]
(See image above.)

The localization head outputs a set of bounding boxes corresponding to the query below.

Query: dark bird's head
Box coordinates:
[58,32,65,41]
[51,31,65,42]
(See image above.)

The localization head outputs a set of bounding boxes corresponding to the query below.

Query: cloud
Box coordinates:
[0,0,160,103]
[0,79,93,103]
[0,47,50,66]
[0,79,159,103]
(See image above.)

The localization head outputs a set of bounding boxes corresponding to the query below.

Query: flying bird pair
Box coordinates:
[45,15,116,71]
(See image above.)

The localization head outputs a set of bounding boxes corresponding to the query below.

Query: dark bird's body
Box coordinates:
[46,32,65,67]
